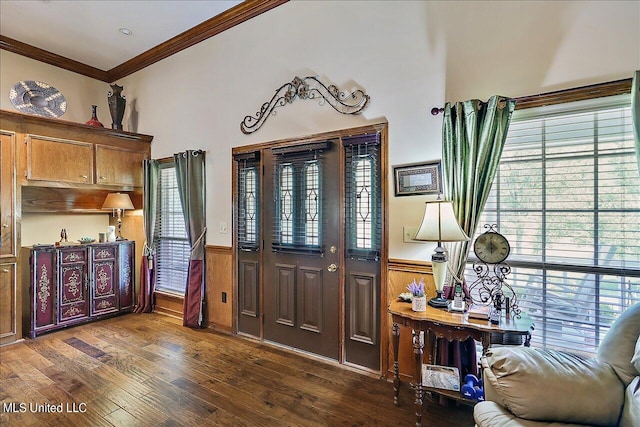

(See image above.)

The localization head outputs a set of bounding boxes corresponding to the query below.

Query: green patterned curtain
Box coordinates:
[135,159,159,313]
[442,96,516,279]
[174,150,207,328]
[632,70,640,176]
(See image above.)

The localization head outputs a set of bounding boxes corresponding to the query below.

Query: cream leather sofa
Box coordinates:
[474,303,640,427]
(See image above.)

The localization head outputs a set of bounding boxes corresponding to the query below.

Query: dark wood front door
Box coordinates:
[234,126,385,371]
[262,140,341,360]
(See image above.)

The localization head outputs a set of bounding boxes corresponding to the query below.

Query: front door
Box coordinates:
[262,140,341,360]
[234,127,384,371]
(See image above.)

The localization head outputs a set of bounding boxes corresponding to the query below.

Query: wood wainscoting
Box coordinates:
[154,292,184,319]
[152,245,233,333]
[205,245,233,333]
[386,258,435,381]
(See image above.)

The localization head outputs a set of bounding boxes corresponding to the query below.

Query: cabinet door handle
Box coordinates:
[100,176,107,180]
[2,269,9,273]
[2,224,8,228]
[81,175,88,179]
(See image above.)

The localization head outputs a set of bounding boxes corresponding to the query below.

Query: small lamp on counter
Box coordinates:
[102,192,134,240]
[414,199,469,308]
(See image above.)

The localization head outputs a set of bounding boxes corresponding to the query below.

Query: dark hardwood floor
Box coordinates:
[0,313,474,426]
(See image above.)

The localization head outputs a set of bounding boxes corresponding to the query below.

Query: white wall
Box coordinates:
[0,51,112,124]
[21,214,110,246]
[3,1,639,260]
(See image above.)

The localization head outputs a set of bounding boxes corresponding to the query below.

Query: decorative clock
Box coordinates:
[468,224,520,316]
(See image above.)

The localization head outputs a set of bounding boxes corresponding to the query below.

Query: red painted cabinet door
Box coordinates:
[57,248,90,323]
[91,246,118,315]
[31,247,56,333]
[118,241,134,311]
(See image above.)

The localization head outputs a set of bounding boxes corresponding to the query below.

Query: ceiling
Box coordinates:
[0,0,244,71]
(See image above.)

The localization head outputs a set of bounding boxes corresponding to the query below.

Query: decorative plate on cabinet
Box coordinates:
[8,80,67,118]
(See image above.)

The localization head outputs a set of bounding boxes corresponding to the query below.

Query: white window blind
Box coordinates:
[154,164,190,295]
[465,94,640,355]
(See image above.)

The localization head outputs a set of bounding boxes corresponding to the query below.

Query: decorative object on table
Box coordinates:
[467,303,490,320]
[107,83,126,130]
[85,105,104,127]
[78,237,96,244]
[59,228,68,243]
[107,226,116,242]
[102,192,134,240]
[468,224,521,316]
[9,80,67,118]
[240,76,370,134]
[407,278,427,311]
[414,199,469,308]
[98,232,108,243]
[398,292,413,302]
[393,161,442,196]
[449,281,466,312]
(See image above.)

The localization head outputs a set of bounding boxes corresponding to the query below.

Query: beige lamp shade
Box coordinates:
[414,200,469,243]
[102,193,134,211]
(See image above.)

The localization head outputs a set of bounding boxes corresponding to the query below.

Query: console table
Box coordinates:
[388,300,534,427]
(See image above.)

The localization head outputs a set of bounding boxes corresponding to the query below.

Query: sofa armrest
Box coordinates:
[482,347,624,426]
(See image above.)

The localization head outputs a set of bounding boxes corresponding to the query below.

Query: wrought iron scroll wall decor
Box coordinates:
[240,76,370,134]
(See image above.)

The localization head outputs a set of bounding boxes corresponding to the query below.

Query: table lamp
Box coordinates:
[414,200,469,308]
[102,192,134,240]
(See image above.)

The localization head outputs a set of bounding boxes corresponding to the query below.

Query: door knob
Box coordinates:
[327,263,338,273]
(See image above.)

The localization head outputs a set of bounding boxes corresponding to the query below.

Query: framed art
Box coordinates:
[393,160,442,196]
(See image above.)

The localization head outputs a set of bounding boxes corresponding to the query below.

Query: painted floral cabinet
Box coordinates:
[25,246,57,336]
[57,247,90,324]
[23,241,135,338]
[91,245,118,316]
[118,241,134,311]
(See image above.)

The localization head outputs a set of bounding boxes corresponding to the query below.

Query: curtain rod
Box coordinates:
[431,78,632,115]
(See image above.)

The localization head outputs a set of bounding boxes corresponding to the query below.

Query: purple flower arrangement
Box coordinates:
[407,278,425,298]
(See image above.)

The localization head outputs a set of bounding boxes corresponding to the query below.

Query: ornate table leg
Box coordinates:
[481,332,491,356]
[413,329,424,427]
[392,322,400,406]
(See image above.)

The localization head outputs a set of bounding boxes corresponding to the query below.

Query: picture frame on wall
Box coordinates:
[393,160,442,196]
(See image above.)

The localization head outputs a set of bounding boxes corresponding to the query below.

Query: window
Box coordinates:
[154,163,190,295]
[466,94,640,355]
[304,161,320,246]
[238,160,259,249]
[272,142,327,253]
[344,133,381,259]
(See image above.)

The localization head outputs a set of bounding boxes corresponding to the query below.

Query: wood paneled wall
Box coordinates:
[205,245,233,333]
[386,259,435,381]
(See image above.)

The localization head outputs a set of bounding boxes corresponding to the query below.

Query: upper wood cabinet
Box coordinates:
[0,131,16,258]
[1,109,152,191]
[26,135,94,184]
[95,145,147,188]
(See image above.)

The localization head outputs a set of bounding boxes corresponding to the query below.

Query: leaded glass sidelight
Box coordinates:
[305,161,320,246]
[243,168,258,243]
[279,164,294,245]
[236,155,260,250]
[354,157,373,249]
[344,133,381,259]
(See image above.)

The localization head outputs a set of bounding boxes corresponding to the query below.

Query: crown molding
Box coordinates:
[0,35,109,81]
[0,0,288,83]
[107,0,288,82]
